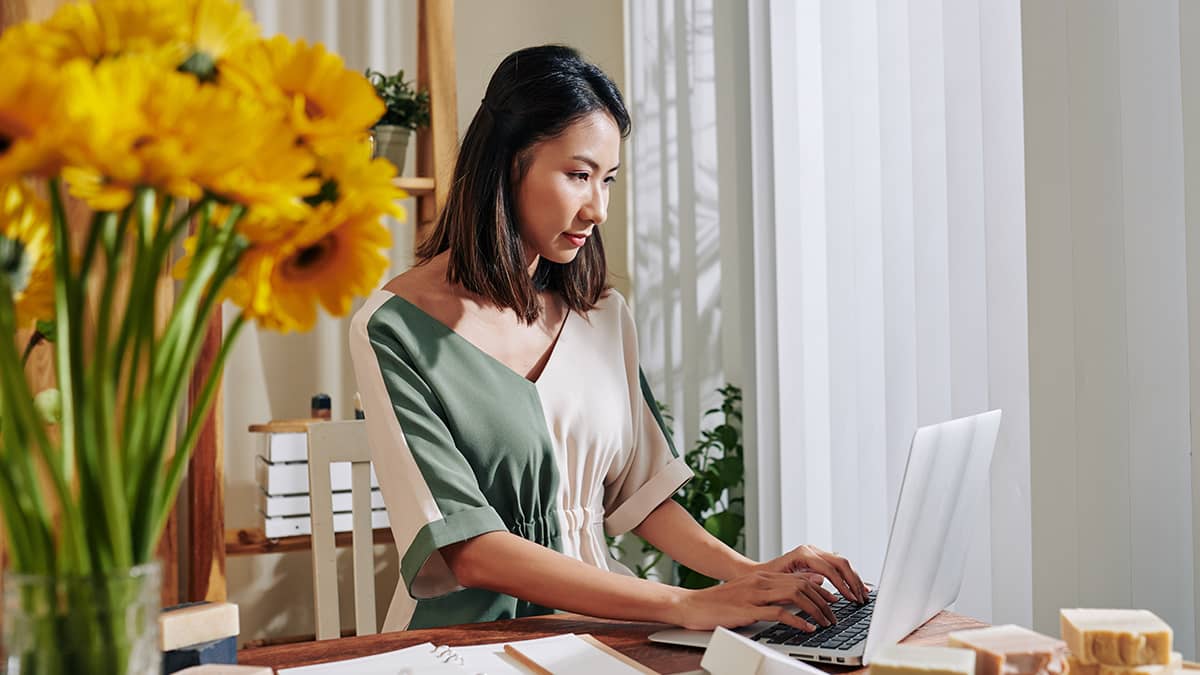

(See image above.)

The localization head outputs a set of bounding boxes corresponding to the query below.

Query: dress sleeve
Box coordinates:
[349,302,507,602]
[602,296,694,536]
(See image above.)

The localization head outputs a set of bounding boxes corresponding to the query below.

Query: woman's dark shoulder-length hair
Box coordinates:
[414,44,631,324]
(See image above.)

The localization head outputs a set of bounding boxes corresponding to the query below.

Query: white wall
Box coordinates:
[1024,0,1198,659]
[223,0,626,643]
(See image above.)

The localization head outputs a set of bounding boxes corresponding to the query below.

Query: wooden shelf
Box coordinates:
[225,527,394,557]
[393,176,436,197]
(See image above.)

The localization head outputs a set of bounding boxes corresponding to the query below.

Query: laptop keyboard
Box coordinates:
[751,589,877,651]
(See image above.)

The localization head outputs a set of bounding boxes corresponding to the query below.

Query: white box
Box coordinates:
[260,509,390,538]
[257,488,386,517]
[254,456,380,495]
[257,432,308,463]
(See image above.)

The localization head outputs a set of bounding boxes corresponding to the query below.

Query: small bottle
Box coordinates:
[311,393,332,420]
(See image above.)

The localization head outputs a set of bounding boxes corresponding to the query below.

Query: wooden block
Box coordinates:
[869,645,976,675]
[948,624,1068,675]
[163,636,236,673]
[159,601,240,651]
[1060,610,1172,666]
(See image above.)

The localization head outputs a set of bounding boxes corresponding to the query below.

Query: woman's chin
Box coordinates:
[542,248,581,265]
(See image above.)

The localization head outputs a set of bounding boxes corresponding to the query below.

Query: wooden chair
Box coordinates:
[306,420,377,640]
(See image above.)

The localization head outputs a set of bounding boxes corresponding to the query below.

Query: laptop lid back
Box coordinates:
[862,409,1002,663]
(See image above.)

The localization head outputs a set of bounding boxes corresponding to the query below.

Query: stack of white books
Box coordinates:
[254,429,390,539]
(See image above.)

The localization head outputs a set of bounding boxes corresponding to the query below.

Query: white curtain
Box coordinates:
[628,0,1033,626]
[1024,0,1198,657]
[758,0,1032,626]
[625,0,726,455]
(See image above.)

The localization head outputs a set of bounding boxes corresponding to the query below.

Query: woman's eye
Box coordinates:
[604,176,617,185]
[570,172,590,181]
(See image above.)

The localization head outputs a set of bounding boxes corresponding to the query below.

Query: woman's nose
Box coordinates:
[581,186,607,226]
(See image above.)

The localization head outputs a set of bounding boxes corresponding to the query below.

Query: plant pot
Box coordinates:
[371,125,411,174]
[3,562,162,675]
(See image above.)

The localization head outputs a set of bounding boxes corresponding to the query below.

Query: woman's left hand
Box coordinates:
[755,545,870,604]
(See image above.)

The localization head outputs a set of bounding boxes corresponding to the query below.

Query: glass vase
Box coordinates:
[3,562,161,675]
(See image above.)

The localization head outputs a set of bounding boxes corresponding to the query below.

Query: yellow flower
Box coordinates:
[0,0,188,68]
[224,209,392,332]
[0,59,68,181]
[234,140,404,245]
[60,55,317,215]
[0,181,54,329]
[222,36,383,149]
[0,0,257,79]
[178,0,260,82]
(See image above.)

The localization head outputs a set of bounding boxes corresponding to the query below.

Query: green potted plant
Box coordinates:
[365,67,431,174]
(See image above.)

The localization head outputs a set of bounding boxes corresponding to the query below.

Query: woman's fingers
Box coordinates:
[796,582,836,625]
[804,558,859,603]
[759,606,815,632]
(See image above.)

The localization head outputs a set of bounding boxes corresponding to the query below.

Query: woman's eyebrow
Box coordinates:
[571,154,620,173]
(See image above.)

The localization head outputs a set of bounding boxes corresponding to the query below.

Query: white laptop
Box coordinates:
[649,409,1002,667]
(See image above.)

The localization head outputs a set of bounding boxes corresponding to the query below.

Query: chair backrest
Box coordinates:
[306,420,377,640]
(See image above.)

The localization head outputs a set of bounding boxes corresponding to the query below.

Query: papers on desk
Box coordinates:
[276,633,659,675]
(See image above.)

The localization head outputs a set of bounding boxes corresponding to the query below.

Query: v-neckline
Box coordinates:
[387,291,570,386]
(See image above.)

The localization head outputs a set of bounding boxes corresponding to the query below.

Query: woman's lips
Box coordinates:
[563,232,588,247]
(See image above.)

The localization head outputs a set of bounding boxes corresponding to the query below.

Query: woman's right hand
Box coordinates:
[667,571,838,631]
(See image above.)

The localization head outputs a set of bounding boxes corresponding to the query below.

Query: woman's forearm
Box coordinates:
[441,531,685,623]
[633,500,756,581]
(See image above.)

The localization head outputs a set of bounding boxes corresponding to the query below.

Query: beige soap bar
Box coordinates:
[869,644,976,675]
[1070,654,1102,675]
[1060,609,1172,666]
[1099,652,1184,675]
[948,624,1068,675]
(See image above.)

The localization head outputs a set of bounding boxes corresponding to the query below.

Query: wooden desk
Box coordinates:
[239,610,986,674]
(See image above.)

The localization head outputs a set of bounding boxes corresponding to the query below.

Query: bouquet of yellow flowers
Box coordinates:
[0,0,403,671]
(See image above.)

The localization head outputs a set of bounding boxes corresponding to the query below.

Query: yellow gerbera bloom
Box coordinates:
[0,59,68,181]
[0,181,54,329]
[178,0,260,82]
[223,209,392,332]
[221,36,383,149]
[60,55,316,215]
[235,140,404,245]
[1,0,189,68]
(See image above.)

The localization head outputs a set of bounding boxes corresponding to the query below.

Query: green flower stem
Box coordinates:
[119,195,183,496]
[136,225,244,559]
[142,313,246,560]
[132,204,241,560]
[131,208,222,455]
[0,272,82,575]
[91,207,133,569]
[115,196,158,491]
[47,180,84,500]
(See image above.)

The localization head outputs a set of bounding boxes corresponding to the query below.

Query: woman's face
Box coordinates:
[513,110,621,269]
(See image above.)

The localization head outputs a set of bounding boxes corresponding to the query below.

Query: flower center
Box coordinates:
[304,97,326,120]
[282,234,337,281]
[0,234,31,295]
[303,178,339,207]
[178,51,218,83]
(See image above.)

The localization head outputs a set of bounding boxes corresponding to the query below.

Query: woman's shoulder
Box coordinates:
[352,262,453,343]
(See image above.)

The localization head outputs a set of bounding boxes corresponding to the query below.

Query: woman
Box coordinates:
[349,45,868,633]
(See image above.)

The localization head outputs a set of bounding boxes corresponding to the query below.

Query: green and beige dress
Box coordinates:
[349,288,692,631]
